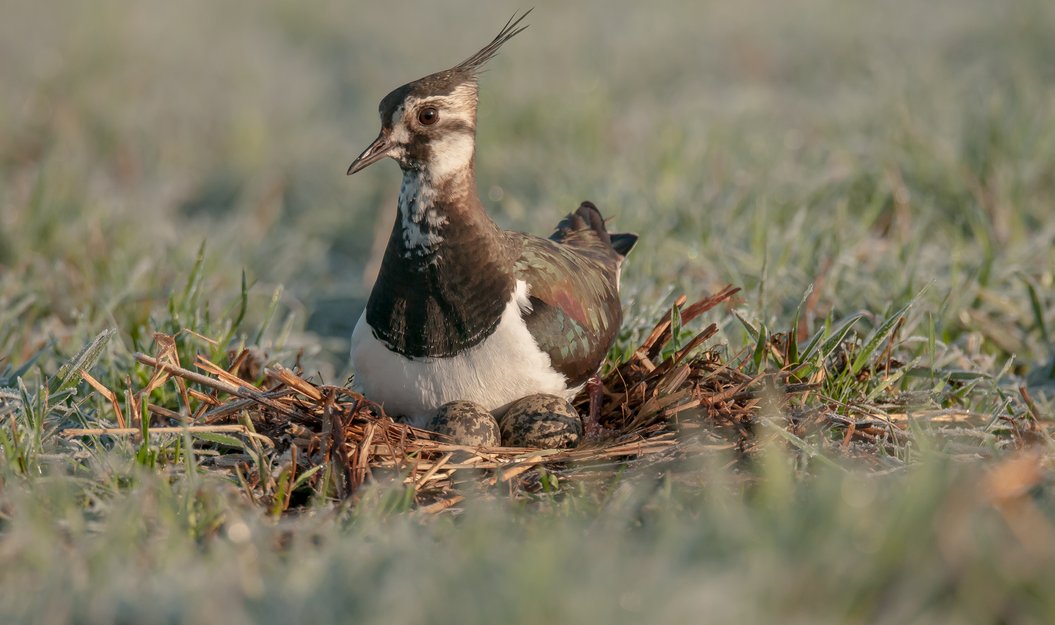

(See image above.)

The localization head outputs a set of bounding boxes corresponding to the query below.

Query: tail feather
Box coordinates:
[550,201,638,258]
[609,232,638,257]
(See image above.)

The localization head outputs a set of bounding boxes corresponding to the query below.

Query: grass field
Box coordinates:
[2,0,1055,623]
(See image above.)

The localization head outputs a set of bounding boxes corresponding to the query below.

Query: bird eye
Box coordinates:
[417,106,439,126]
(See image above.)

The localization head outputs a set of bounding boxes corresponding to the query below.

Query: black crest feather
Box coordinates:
[452,9,531,77]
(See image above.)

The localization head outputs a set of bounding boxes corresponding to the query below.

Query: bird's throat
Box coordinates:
[397,169,448,258]
[365,164,516,358]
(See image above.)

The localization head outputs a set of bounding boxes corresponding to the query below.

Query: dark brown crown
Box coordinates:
[377,10,531,125]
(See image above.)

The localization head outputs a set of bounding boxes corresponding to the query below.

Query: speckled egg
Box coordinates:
[499,394,583,449]
[429,400,500,447]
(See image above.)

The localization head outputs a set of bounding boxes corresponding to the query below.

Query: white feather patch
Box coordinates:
[427,132,475,182]
[350,280,572,427]
[393,88,476,184]
[405,84,477,123]
[387,104,408,143]
[398,172,446,254]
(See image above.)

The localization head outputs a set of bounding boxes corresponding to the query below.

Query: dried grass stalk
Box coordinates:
[88,286,815,505]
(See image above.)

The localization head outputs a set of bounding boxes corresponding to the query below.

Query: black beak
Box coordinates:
[347,131,390,175]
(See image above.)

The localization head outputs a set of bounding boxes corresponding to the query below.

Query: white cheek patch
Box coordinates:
[388,119,410,147]
[389,86,477,180]
[427,132,475,182]
[385,104,409,144]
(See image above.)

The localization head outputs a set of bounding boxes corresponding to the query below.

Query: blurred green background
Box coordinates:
[4,0,1053,380]
[2,1,1055,623]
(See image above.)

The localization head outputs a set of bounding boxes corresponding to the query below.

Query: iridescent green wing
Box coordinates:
[514,236,623,387]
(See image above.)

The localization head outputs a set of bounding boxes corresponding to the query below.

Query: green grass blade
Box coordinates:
[850,300,914,376]
[194,432,250,451]
[291,464,325,492]
[49,329,115,394]
[253,285,284,346]
[1019,273,1050,344]
[787,283,814,366]
[179,240,208,314]
[752,322,770,373]
[805,312,866,364]
[734,311,761,341]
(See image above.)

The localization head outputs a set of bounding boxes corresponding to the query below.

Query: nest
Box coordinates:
[71,285,822,511]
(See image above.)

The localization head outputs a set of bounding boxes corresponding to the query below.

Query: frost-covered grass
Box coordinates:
[1,0,1054,623]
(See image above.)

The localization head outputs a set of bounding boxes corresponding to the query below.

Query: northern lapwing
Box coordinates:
[347,12,636,429]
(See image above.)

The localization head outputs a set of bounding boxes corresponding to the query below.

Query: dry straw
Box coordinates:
[70,286,864,510]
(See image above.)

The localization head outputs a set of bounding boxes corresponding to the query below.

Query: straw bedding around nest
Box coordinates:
[66,285,838,510]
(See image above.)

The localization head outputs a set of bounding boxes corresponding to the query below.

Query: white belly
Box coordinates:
[349,280,571,427]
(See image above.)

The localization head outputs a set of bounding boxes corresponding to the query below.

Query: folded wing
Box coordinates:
[512,202,636,387]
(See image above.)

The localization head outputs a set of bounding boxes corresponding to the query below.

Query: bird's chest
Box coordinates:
[365,177,515,359]
[350,281,569,426]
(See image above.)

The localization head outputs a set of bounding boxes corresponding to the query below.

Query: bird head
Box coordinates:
[348,11,530,181]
